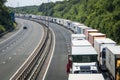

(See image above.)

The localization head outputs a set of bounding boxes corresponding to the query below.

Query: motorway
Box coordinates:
[40,21,108,80]
[0,18,44,80]
[41,21,72,80]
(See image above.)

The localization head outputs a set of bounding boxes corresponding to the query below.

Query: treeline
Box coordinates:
[10,6,39,15]
[38,0,120,44]
[0,0,15,34]
[10,0,120,44]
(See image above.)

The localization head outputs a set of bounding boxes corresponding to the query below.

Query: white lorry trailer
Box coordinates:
[68,74,104,80]
[88,33,106,46]
[106,46,120,80]
[94,38,116,70]
[71,34,86,41]
[68,40,98,74]
[71,40,91,47]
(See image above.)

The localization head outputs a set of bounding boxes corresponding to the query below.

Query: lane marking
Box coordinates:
[68,50,71,53]
[42,28,56,80]
[2,50,5,52]
[9,57,12,60]
[2,61,6,64]
[10,19,45,80]
[68,47,70,50]
[6,47,9,49]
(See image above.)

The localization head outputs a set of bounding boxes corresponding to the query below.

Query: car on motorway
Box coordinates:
[23,26,27,29]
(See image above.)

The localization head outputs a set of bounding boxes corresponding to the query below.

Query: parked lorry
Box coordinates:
[94,38,116,70]
[88,33,106,46]
[71,34,86,41]
[106,46,120,80]
[67,40,98,74]
[71,40,91,47]
[68,74,104,80]
[85,29,98,40]
[70,46,98,63]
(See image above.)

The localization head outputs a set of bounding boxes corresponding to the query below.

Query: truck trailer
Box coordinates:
[106,46,120,80]
[85,29,98,40]
[88,33,106,46]
[71,34,86,41]
[71,40,91,47]
[94,38,116,70]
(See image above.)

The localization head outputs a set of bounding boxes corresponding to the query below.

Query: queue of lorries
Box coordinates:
[16,14,120,80]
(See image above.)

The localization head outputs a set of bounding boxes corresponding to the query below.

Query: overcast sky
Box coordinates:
[5,0,64,7]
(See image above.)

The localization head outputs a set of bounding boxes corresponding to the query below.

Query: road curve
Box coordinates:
[43,21,72,80]
[0,18,44,80]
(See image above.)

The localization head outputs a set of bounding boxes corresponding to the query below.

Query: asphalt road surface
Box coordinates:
[43,22,72,80]
[0,18,44,80]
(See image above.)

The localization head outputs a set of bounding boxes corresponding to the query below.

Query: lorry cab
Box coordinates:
[72,62,98,74]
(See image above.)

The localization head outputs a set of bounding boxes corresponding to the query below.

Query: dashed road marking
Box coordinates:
[9,57,12,60]
[68,49,71,53]
[2,50,5,52]
[2,61,6,64]
[6,47,9,49]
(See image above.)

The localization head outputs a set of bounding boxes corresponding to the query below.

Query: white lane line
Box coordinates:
[2,50,5,52]
[42,28,56,80]
[68,50,71,53]
[9,57,12,60]
[68,47,70,50]
[6,46,9,49]
[2,61,6,64]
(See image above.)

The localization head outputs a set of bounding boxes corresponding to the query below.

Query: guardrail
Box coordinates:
[28,27,52,80]
[10,18,49,80]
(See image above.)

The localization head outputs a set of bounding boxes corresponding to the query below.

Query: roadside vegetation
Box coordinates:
[0,0,15,35]
[10,0,120,44]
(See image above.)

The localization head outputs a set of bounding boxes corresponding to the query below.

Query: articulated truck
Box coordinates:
[67,39,98,74]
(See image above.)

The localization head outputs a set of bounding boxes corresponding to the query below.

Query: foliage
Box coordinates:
[10,0,120,44]
[9,6,39,14]
[0,0,15,34]
[38,0,120,44]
